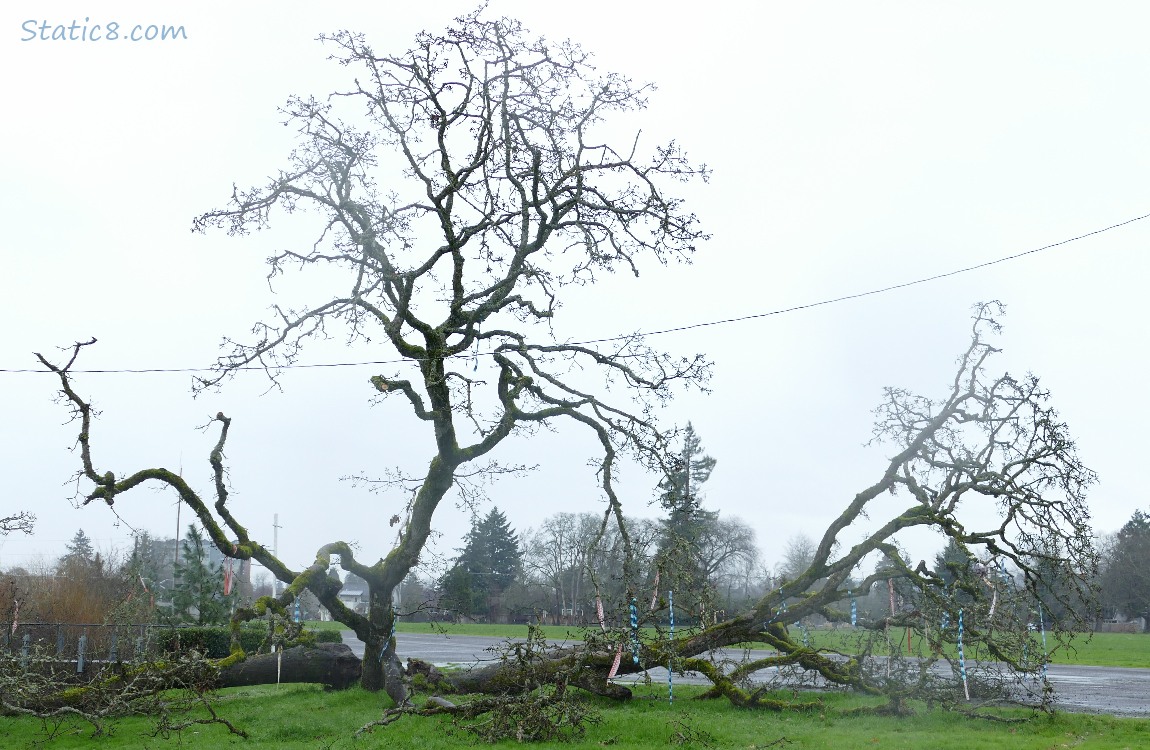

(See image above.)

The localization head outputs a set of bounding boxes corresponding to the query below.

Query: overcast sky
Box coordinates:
[2,2,1148,582]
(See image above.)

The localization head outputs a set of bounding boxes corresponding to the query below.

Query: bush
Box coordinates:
[153,623,338,658]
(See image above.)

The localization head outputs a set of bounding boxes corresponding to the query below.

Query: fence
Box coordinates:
[2,622,173,672]
[1095,620,1141,634]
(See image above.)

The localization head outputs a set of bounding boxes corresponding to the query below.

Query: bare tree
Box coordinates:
[37,8,708,701]
[440,303,1099,715]
[776,534,816,585]
[0,511,34,537]
[695,516,758,588]
[524,513,600,624]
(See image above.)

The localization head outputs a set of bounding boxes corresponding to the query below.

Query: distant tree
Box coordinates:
[442,508,522,621]
[33,533,125,624]
[295,588,324,621]
[932,538,976,588]
[172,525,233,625]
[1099,510,1150,628]
[251,572,274,601]
[656,423,716,519]
[524,512,600,623]
[654,423,719,617]
[396,572,431,620]
[694,517,758,592]
[776,534,816,585]
[55,529,117,612]
[438,565,484,620]
[584,515,662,613]
[113,532,177,622]
[125,532,176,593]
[59,529,96,570]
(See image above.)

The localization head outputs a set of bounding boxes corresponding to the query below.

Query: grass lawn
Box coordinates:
[3,682,1148,749]
[800,628,1150,669]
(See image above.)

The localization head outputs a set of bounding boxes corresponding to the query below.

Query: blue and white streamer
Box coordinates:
[957,609,969,701]
[1038,603,1049,681]
[668,590,675,704]
[629,598,640,665]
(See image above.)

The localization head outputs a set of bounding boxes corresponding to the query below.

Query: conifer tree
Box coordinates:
[442,508,522,620]
[172,525,233,625]
[654,423,718,619]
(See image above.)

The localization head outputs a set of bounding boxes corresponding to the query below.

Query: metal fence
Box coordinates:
[1,622,167,671]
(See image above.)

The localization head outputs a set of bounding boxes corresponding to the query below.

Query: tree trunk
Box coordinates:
[443,645,634,700]
[218,643,361,690]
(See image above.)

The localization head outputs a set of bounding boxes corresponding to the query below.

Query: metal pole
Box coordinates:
[273,514,281,596]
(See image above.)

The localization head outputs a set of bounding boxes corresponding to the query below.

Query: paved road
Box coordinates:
[341,631,1150,717]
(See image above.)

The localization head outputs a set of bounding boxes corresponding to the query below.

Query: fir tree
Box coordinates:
[654,423,718,619]
[60,529,95,566]
[172,525,233,625]
[442,508,522,620]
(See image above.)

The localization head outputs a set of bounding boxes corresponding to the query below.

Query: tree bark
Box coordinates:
[217,643,361,690]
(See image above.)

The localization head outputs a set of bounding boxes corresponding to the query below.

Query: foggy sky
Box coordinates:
[2,2,1148,580]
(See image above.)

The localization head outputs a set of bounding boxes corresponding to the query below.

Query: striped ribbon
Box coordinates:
[668,590,675,704]
[957,609,969,701]
[629,598,640,665]
[1038,604,1048,681]
[607,644,623,679]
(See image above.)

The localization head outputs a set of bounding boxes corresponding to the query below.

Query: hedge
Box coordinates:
[153,624,341,658]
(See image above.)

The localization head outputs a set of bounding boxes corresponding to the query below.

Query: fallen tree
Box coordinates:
[37,266,1092,733]
[216,642,362,690]
[417,303,1097,717]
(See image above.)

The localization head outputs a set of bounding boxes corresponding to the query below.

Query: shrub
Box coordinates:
[153,624,336,657]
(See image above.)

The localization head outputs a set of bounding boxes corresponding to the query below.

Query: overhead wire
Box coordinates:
[2,210,1146,376]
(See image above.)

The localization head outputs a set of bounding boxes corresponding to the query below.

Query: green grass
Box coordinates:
[3,682,1148,749]
[1050,632,1150,668]
[799,628,1150,669]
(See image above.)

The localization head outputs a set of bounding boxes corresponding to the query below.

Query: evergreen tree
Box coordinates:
[117,531,177,621]
[657,423,716,521]
[172,525,233,625]
[57,529,109,587]
[60,529,96,568]
[653,424,719,620]
[1101,510,1150,627]
[125,532,176,591]
[441,508,522,620]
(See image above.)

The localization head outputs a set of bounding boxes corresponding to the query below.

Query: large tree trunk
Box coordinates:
[444,645,634,700]
[218,643,362,690]
[433,610,867,705]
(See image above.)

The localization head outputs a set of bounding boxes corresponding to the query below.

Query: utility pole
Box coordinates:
[174,456,184,568]
[683,442,691,513]
[273,513,281,596]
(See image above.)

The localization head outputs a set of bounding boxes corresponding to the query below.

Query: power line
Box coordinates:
[3,210,1146,376]
[579,209,1150,344]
